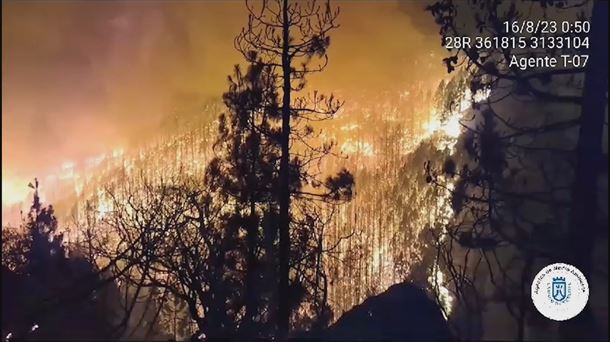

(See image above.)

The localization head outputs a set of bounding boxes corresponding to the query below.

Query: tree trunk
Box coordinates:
[243,119,261,336]
[561,0,608,340]
[278,0,292,337]
[243,206,258,336]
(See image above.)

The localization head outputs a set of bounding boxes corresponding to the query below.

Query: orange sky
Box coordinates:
[2,0,446,204]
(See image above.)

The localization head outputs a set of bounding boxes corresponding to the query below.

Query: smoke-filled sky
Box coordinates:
[2,0,445,185]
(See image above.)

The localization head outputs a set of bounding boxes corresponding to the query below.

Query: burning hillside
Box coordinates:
[3,74,488,324]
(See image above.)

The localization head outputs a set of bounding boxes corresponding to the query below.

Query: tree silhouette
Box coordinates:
[205,61,282,337]
[234,0,353,335]
[426,0,607,339]
[1,180,128,340]
[25,178,66,278]
[74,47,353,338]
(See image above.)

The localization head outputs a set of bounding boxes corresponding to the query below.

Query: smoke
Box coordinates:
[2,0,445,180]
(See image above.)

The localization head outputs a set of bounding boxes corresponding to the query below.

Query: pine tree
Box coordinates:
[25,178,66,278]
[205,61,282,337]
[234,1,354,334]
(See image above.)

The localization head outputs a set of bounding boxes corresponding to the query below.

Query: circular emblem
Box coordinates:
[531,263,589,321]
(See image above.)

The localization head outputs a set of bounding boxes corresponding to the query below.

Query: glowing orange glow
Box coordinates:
[2,178,30,206]
[1,85,491,320]
[340,140,375,156]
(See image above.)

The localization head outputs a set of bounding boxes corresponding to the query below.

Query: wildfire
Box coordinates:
[2,178,30,207]
[422,88,491,154]
[422,108,461,143]
[96,189,112,219]
[429,265,454,320]
[420,87,490,318]
[1,85,491,326]
[340,140,375,157]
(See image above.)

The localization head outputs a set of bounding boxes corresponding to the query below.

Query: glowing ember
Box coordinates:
[443,114,461,139]
[340,140,375,156]
[96,189,113,219]
[429,264,454,319]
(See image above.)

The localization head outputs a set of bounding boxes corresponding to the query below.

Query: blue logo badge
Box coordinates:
[532,263,588,321]
[551,277,567,302]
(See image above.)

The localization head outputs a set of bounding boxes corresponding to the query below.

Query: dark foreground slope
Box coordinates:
[300,282,452,341]
[1,261,116,341]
